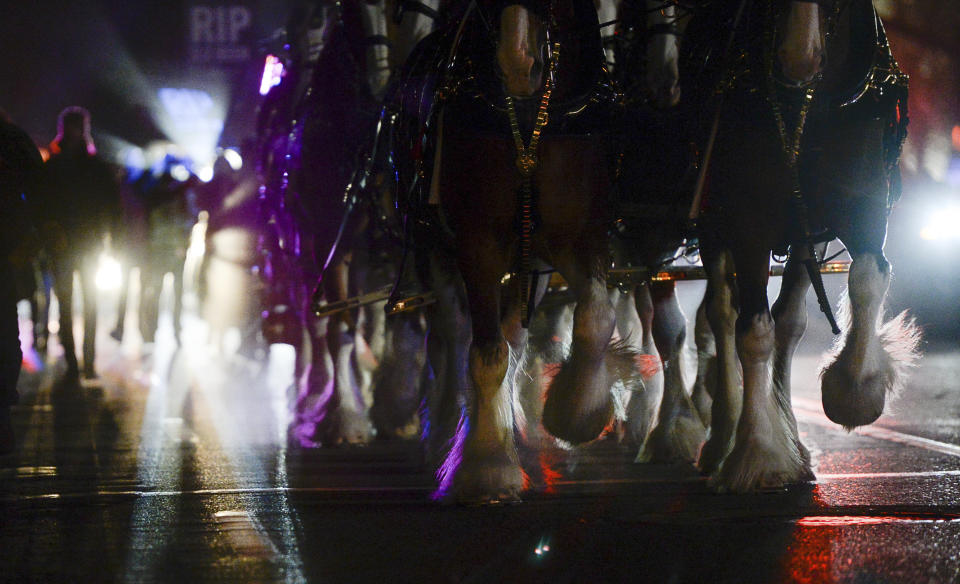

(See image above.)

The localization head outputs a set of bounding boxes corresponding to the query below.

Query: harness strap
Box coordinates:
[687,0,754,225]
[362,34,393,47]
[395,0,441,23]
[506,39,560,328]
[765,3,842,335]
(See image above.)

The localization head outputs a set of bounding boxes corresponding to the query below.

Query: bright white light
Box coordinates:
[156,87,224,177]
[920,204,960,241]
[223,147,243,171]
[170,163,191,182]
[259,54,284,96]
[96,253,123,291]
[197,165,215,183]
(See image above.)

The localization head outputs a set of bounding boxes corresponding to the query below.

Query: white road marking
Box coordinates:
[793,396,960,459]
[817,470,960,480]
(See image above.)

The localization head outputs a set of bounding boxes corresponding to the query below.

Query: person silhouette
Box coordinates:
[0,110,43,453]
[34,107,121,381]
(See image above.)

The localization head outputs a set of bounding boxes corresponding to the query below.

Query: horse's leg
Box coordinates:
[810,99,920,427]
[358,0,390,100]
[451,234,524,503]
[691,296,715,426]
[291,265,334,446]
[500,280,529,441]
[516,269,556,449]
[349,245,381,417]
[637,280,706,463]
[623,286,662,449]
[712,247,810,492]
[541,250,618,445]
[422,247,472,491]
[320,254,374,445]
[354,302,381,411]
[595,0,618,69]
[370,310,426,440]
[820,251,919,428]
[697,249,740,475]
[771,252,813,468]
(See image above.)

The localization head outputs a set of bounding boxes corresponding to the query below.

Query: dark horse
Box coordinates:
[257,2,386,445]
[396,0,638,503]
[681,0,919,491]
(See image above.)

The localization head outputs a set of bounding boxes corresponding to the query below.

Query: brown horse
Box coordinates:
[414,0,636,503]
[681,0,919,492]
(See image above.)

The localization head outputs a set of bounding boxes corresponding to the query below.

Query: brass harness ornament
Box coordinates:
[505,39,560,327]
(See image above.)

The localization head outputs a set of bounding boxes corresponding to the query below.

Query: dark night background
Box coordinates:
[1,0,294,155]
[0,0,958,333]
[1,1,956,167]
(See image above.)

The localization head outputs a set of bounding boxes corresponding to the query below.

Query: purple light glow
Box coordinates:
[431,408,469,501]
[259,54,285,96]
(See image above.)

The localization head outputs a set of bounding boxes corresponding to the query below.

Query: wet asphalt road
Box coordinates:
[2,265,960,583]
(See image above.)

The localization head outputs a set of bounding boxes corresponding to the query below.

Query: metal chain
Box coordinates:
[769,85,816,166]
[504,43,558,177]
[505,40,560,326]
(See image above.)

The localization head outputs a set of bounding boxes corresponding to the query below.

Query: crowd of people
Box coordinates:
[0,105,222,455]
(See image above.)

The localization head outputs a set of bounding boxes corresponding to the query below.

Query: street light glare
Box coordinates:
[919,203,960,241]
[95,253,123,292]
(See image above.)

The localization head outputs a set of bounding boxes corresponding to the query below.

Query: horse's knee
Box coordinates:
[848,252,890,307]
[737,310,774,362]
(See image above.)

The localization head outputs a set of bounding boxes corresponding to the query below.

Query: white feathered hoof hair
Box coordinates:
[821,365,888,429]
[636,409,706,464]
[820,308,921,430]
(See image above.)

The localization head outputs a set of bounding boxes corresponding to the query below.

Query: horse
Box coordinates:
[256,1,437,446]
[677,0,919,492]
[510,0,708,464]
[390,0,646,503]
[589,0,713,464]
[350,0,445,440]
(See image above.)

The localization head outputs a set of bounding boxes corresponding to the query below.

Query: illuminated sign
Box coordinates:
[188,3,253,65]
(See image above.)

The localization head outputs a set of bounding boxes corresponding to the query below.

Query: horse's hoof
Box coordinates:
[796,439,815,477]
[542,397,613,446]
[821,365,886,430]
[696,435,729,476]
[316,409,375,446]
[458,491,523,506]
[636,410,706,464]
[451,458,525,506]
[709,433,813,494]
